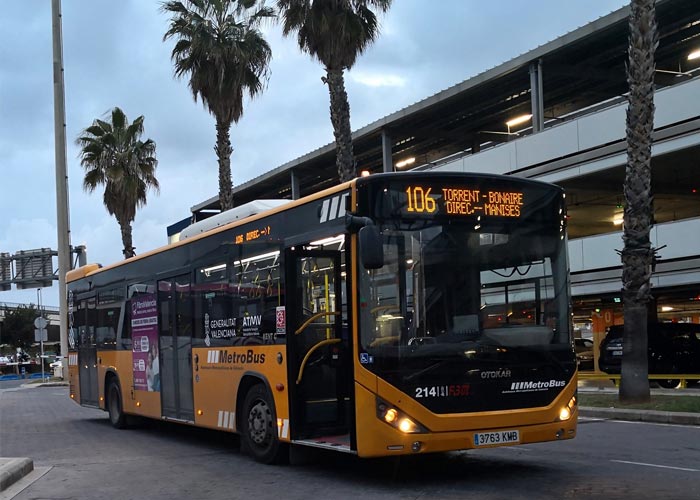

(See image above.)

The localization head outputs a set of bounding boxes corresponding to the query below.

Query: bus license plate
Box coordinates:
[473,430,520,447]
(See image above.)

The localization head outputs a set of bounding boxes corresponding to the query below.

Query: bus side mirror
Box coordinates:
[359,225,384,269]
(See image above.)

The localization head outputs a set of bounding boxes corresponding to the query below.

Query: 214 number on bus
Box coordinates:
[415,384,470,398]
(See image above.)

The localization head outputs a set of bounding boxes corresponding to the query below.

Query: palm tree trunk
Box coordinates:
[325,68,356,182]
[620,0,657,403]
[215,118,234,211]
[119,220,135,259]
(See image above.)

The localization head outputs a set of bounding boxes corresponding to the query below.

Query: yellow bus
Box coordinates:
[66,171,577,463]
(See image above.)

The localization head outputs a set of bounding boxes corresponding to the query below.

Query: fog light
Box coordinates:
[411,441,423,452]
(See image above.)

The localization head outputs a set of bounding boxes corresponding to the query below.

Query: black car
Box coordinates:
[598,323,700,388]
[574,338,594,371]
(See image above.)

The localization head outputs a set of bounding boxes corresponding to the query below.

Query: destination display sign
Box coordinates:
[402,184,524,218]
[234,224,272,244]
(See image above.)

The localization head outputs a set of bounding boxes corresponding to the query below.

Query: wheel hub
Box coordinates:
[248,400,271,445]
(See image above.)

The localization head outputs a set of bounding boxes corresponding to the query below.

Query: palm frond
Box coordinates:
[77,107,159,237]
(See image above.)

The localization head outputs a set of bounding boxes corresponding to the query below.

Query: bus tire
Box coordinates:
[107,380,128,429]
[241,384,287,464]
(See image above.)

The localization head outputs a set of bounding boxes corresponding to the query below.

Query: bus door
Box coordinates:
[77,296,99,407]
[287,249,349,439]
[158,274,194,421]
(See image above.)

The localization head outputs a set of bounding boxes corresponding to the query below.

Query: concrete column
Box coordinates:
[290,169,300,200]
[529,59,545,133]
[381,130,393,172]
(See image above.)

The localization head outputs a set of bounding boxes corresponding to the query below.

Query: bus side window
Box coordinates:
[193,261,233,347]
[75,299,88,347]
[97,287,124,350]
[230,246,284,345]
[86,297,97,347]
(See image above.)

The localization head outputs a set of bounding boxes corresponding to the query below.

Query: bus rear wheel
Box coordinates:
[242,384,287,464]
[107,380,128,429]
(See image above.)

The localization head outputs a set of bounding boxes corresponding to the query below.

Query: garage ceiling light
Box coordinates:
[395,157,416,169]
[505,114,532,128]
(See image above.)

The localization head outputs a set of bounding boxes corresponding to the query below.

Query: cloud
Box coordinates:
[350,72,406,88]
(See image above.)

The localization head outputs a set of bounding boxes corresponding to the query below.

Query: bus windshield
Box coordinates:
[358,220,572,412]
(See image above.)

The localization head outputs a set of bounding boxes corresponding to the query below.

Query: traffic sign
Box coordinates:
[34,328,48,342]
[34,317,48,329]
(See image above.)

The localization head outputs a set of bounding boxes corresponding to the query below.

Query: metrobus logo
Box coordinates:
[508,380,565,392]
[207,349,266,364]
[319,193,349,223]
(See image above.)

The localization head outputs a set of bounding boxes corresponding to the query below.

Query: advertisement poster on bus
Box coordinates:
[131,294,160,392]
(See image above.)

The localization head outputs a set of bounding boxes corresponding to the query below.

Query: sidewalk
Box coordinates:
[577,378,700,425]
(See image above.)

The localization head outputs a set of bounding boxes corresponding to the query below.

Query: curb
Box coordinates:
[580,407,700,426]
[0,458,33,491]
[20,381,69,389]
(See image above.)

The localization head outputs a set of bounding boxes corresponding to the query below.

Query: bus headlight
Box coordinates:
[557,395,577,421]
[376,398,427,434]
[559,407,571,421]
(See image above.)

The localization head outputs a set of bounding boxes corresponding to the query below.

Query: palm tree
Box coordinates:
[77,107,159,259]
[277,0,392,182]
[620,0,658,403]
[162,0,274,211]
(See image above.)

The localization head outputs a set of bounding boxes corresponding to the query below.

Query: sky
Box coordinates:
[0,0,629,307]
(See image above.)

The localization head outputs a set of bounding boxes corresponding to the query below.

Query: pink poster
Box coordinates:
[131,294,160,392]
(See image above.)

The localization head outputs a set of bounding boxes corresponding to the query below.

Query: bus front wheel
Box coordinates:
[241,384,287,464]
[107,380,128,429]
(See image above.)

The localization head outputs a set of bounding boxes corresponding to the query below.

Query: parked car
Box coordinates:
[598,323,700,388]
[574,338,594,371]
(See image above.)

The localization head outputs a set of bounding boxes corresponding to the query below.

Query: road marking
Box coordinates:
[611,460,699,472]
[610,420,700,429]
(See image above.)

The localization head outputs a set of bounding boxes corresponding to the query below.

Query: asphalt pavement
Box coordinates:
[1,379,698,494]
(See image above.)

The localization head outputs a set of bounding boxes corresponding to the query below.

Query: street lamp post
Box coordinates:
[51,0,72,375]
